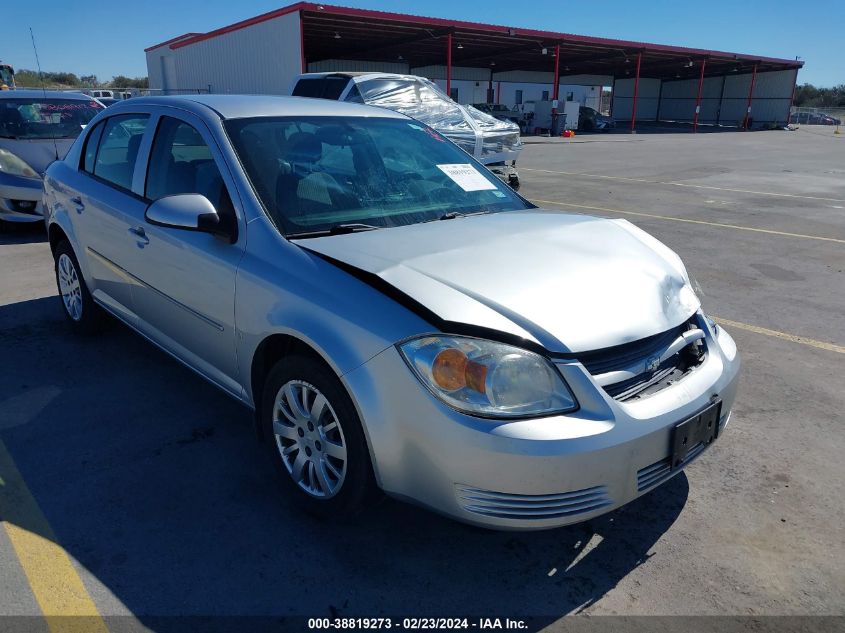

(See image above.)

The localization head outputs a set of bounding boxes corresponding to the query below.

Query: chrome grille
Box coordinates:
[456,484,611,520]
[575,317,707,402]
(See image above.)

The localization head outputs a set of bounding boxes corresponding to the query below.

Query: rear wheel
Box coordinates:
[262,354,377,518]
[54,240,106,334]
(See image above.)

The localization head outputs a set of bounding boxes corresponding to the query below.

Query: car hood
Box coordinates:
[298,210,700,353]
[0,138,74,175]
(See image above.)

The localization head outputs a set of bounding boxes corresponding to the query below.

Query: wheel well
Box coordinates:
[250,334,329,417]
[48,224,69,256]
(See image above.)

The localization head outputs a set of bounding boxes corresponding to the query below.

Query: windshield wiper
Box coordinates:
[287,223,381,239]
[436,210,492,221]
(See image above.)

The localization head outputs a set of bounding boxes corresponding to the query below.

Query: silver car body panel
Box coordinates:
[298,210,700,353]
[43,94,740,530]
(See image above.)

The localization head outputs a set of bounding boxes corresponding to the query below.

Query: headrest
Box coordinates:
[286,132,322,164]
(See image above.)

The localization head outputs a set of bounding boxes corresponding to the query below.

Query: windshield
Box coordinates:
[225,116,530,237]
[0,98,103,140]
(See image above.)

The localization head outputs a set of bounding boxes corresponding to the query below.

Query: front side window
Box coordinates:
[225,116,530,237]
[0,98,103,140]
[145,117,234,221]
[92,114,149,190]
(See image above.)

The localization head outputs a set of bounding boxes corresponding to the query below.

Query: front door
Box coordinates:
[120,113,245,397]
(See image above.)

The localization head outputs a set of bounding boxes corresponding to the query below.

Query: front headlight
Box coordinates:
[398,335,578,419]
[0,148,39,179]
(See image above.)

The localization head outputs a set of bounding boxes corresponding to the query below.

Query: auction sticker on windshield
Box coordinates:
[437,164,497,192]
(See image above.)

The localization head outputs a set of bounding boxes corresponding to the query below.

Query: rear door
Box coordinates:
[119,111,245,396]
[74,113,151,322]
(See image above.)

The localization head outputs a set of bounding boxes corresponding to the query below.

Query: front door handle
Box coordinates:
[129,226,150,247]
[70,196,84,213]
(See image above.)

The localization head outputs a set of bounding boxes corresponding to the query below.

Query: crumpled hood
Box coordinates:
[0,138,73,175]
[300,210,700,353]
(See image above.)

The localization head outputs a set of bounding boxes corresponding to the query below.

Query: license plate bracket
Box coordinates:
[671,401,721,469]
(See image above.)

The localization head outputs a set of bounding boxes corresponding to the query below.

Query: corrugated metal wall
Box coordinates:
[716,69,795,125]
[612,78,661,120]
[557,74,614,86]
[147,11,301,95]
[655,68,796,125]
[307,59,410,74]
[412,65,490,80]
[658,76,723,122]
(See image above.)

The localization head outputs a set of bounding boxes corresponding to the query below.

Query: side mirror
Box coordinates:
[145,194,234,242]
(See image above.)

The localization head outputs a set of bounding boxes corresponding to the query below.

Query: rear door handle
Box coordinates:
[129,226,150,246]
[70,196,84,213]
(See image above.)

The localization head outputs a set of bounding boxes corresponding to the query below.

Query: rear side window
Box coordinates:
[82,122,105,173]
[293,76,349,100]
[292,78,326,98]
[92,114,149,190]
[322,77,348,100]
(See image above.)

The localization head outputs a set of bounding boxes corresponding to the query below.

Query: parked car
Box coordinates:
[96,97,120,107]
[789,111,841,126]
[0,90,103,226]
[291,72,523,190]
[43,95,740,530]
[578,106,616,131]
[472,103,521,125]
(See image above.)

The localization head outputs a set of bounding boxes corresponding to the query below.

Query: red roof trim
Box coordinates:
[171,2,309,49]
[144,32,201,53]
[163,2,803,67]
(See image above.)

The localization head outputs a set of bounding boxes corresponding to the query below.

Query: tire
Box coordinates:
[54,240,106,334]
[261,354,377,519]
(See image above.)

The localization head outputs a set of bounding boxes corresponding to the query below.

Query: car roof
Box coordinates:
[0,89,98,101]
[103,94,409,121]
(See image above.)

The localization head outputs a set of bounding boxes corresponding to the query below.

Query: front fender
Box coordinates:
[234,220,432,406]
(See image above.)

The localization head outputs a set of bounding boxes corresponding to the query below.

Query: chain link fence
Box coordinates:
[789,106,843,136]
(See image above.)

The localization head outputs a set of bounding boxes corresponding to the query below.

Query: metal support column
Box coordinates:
[743,63,758,130]
[446,33,452,97]
[630,51,642,133]
[551,44,560,133]
[693,58,707,132]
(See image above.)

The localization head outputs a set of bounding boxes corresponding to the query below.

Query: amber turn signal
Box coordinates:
[432,348,487,393]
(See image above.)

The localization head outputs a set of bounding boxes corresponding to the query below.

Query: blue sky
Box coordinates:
[4,0,838,86]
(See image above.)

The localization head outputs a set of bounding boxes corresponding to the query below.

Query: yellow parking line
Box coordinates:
[531,198,845,244]
[712,317,845,354]
[522,167,845,203]
[0,439,109,633]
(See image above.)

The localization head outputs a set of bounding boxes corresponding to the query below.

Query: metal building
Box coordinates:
[145,2,803,130]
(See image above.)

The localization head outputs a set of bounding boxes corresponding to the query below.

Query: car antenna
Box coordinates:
[29,27,60,161]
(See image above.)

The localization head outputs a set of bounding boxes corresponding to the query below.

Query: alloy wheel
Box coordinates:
[57,253,83,322]
[272,380,348,498]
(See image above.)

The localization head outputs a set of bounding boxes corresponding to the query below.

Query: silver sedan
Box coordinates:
[43,95,740,530]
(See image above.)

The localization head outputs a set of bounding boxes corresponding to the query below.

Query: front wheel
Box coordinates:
[54,240,106,334]
[261,355,377,518]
